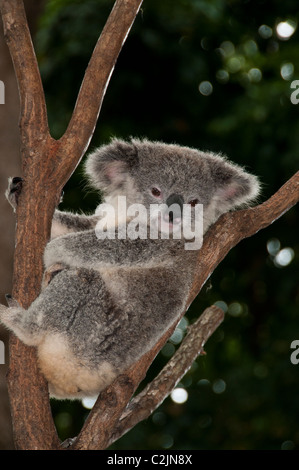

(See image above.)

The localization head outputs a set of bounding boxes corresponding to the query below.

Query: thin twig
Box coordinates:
[108,305,224,447]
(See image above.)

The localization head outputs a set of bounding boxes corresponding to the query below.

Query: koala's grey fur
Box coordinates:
[0,138,260,399]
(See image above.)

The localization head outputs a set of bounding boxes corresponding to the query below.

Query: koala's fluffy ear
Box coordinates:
[85,139,139,192]
[208,154,261,213]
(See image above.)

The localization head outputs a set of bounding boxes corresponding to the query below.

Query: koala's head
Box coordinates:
[85,138,260,236]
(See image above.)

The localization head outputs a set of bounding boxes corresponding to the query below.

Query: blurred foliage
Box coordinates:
[34,0,299,450]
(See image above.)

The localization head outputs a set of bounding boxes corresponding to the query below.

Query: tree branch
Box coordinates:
[71,172,298,450]
[73,306,224,450]
[108,305,225,447]
[0,0,59,450]
[187,170,299,306]
[57,0,143,183]
[0,0,143,450]
[0,0,49,140]
[2,0,298,451]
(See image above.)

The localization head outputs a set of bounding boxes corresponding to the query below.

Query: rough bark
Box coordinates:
[0,0,45,450]
[1,0,298,452]
[71,171,299,449]
[0,0,143,450]
[73,305,225,449]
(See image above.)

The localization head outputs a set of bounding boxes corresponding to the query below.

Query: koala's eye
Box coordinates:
[188,198,199,207]
[151,187,162,197]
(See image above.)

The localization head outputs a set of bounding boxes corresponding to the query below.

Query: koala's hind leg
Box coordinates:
[0,297,43,346]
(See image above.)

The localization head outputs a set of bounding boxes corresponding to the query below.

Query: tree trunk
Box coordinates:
[0,0,44,450]
[0,0,298,451]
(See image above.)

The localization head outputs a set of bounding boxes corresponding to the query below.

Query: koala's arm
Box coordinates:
[6,177,99,239]
[51,210,100,238]
[44,229,181,270]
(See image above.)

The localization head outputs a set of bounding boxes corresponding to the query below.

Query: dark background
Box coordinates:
[9,0,299,450]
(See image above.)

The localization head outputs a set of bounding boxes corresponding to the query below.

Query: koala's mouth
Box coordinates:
[155,213,182,234]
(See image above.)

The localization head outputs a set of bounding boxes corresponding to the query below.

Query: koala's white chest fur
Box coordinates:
[38,333,117,399]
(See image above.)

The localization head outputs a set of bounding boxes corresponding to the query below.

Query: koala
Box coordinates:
[0,138,260,399]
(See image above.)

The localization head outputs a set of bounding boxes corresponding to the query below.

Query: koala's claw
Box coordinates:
[5,294,21,309]
[6,177,23,210]
[11,176,23,188]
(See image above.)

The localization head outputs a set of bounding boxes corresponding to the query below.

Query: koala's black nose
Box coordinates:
[165,193,184,223]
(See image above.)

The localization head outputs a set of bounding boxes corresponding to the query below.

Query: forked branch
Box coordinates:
[0,0,143,450]
[108,305,225,448]
[1,0,298,452]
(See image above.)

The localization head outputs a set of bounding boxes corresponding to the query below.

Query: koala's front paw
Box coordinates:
[5,294,21,309]
[5,177,23,211]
